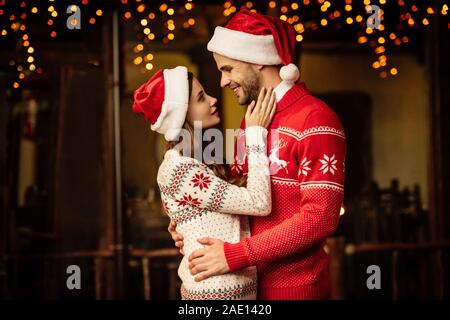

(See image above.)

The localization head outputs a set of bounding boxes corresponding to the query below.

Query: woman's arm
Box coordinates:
[162,87,276,217]
[160,125,271,216]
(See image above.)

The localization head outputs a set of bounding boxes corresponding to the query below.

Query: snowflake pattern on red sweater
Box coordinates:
[225,82,346,300]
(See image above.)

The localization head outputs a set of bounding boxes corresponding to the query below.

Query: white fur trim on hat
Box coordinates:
[151,66,189,141]
[207,26,282,65]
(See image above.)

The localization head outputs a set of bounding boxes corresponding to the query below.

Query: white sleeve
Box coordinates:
[160,126,271,216]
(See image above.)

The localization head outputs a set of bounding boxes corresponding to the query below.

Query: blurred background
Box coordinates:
[0,0,449,300]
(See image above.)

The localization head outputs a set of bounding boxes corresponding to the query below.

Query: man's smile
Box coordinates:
[231,85,241,97]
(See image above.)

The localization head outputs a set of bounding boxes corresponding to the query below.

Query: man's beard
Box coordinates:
[239,73,260,105]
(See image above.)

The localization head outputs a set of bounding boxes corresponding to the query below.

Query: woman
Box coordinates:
[132,66,276,300]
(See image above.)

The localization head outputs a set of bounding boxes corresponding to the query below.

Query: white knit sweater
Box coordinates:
[157,126,271,300]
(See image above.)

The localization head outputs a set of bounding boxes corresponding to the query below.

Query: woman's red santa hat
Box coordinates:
[132,66,189,141]
[207,9,300,84]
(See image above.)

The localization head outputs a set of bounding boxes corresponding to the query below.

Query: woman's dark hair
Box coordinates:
[164,72,247,187]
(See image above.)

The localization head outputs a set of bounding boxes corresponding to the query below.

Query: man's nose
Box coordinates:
[220,74,230,88]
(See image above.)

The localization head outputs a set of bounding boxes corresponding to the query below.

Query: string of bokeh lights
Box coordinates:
[0,0,449,90]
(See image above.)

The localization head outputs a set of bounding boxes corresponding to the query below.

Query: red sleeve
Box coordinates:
[224,108,346,272]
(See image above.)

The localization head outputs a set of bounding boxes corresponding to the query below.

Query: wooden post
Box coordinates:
[0,75,9,298]
[101,8,118,300]
[427,0,450,241]
[435,249,444,299]
[327,237,345,300]
[391,250,398,300]
[142,258,151,300]
[94,258,104,300]
[101,4,127,299]
[111,7,127,300]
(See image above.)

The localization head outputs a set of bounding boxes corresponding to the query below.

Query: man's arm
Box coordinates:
[224,108,346,271]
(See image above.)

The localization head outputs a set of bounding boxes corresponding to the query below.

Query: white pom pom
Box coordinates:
[280,63,300,84]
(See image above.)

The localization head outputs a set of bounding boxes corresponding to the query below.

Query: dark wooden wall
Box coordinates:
[427,8,450,241]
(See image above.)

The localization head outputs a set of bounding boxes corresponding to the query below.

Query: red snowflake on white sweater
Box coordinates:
[191,172,212,191]
[162,200,170,213]
[176,194,201,207]
[230,154,244,175]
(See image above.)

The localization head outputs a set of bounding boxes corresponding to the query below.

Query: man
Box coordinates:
[168,9,346,300]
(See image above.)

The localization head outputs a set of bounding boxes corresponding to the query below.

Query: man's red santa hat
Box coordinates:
[207,9,300,84]
[132,66,189,141]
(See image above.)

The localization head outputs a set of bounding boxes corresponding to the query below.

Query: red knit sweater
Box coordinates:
[224,82,346,300]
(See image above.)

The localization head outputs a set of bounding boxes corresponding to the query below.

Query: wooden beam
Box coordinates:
[345,240,450,254]
[0,75,9,298]
[427,1,450,241]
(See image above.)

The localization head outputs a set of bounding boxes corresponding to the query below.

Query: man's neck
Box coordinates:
[273,81,294,102]
[260,67,294,102]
